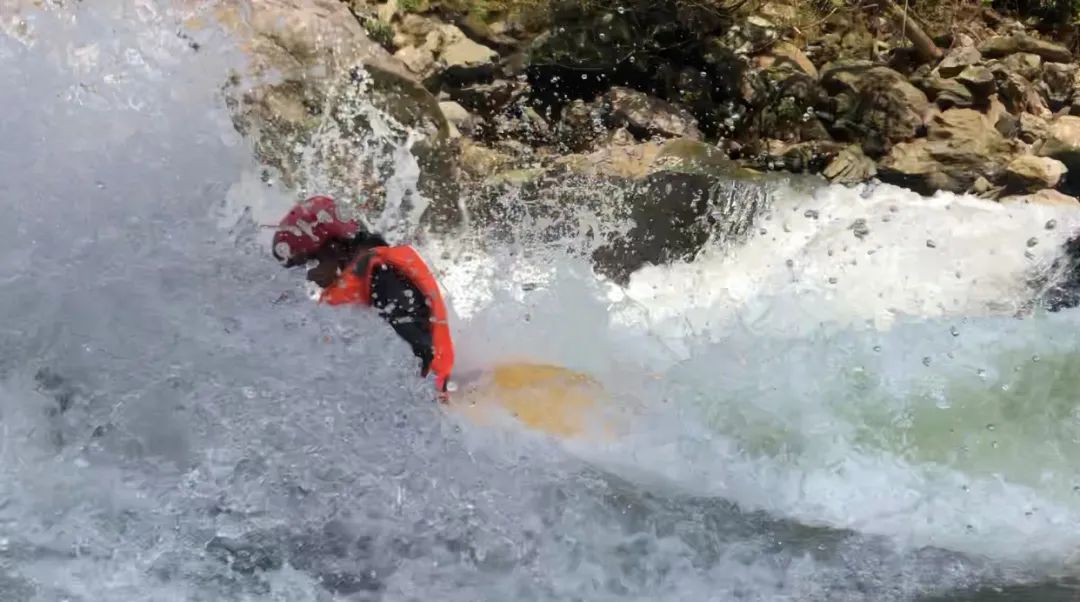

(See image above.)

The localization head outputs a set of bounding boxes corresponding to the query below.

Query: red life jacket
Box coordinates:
[320,245,455,394]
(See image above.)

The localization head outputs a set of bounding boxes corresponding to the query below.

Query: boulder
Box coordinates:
[555,140,666,179]
[1005,155,1068,193]
[603,87,703,140]
[998,52,1042,81]
[438,100,476,137]
[921,75,974,109]
[556,98,604,153]
[741,66,830,142]
[651,138,746,177]
[1019,112,1049,145]
[210,0,459,229]
[1000,189,1079,206]
[460,139,513,178]
[437,26,498,69]
[753,139,845,173]
[1037,116,1080,174]
[826,65,929,151]
[878,108,1018,194]
[1042,62,1078,111]
[447,79,527,118]
[956,65,995,101]
[820,59,877,94]
[397,13,438,41]
[997,72,1051,117]
[937,46,982,78]
[464,163,768,285]
[822,145,878,185]
[394,45,434,75]
[979,33,1071,63]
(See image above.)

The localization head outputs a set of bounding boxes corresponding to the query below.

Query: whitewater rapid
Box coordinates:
[5,2,1080,601]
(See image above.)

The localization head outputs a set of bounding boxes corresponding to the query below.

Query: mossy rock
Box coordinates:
[654,138,761,181]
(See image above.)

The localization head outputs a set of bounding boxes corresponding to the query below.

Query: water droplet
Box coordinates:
[873,345,882,352]
[828,276,838,284]
[1001,384,1010,392]
[922,356,932,367]
[242,387,257,399]
[1032,354,1041,363]
[961,484,969,492]
[1027,237,1039,248]
[986,423,996,431]
[926,239,937,249]
[991,440,999,449]
[581,73,588,80]
[977,368,987,379]
[1046,219,1057,230]
[803,209,819,219]
[950,326,959,337]
[616,6,625,13]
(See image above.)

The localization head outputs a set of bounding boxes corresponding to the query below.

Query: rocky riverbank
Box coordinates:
[206,1,1080,206]
[344,0,1080,205]
[193,0,1080,284]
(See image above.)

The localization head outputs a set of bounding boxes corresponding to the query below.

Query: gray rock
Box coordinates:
[1001,188,1079,206]
[1037,115,1080,174]
[212,0,459,229]
[1019,112,1050,144]
[823,145,878,184]
[464,168,769,285]
[957,65,995,100]
[921,74,974,109]
[938,46,982,78]
[394,45,434,75]
[998,72,1051,117]
[980,33,1072,63]
[820,59,877,95]
[999,52,1042,80]
[879,108,1018,194]
[439,28,498,68]
[556,98,604,153]
[447,79,527,118]
[1005,155,1068,192]
[603,87,703,140]
[1042,62,1078,111]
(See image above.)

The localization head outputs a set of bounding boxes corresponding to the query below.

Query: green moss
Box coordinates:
[399,0,428,13]
[362,18,394,50]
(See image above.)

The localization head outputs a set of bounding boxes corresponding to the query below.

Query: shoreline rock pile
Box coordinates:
[346,0,1080,207]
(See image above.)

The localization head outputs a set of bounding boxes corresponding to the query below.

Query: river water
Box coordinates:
[4,3,1080,601]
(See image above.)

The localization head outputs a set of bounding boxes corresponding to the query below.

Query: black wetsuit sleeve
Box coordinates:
[368,263,434,375]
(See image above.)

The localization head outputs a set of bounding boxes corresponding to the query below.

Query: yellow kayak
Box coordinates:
[448,361,617,440]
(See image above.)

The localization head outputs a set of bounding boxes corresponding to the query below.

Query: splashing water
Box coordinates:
[5,3,1080,602]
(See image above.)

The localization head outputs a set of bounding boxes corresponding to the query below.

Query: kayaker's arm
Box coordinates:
[369,263,435,376]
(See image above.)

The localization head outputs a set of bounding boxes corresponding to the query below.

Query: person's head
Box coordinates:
[271,196,387,287]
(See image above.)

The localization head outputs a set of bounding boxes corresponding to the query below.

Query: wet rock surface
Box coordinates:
[210,0,1080,303]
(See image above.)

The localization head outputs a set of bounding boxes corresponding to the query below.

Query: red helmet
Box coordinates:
[272,196,360,267]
